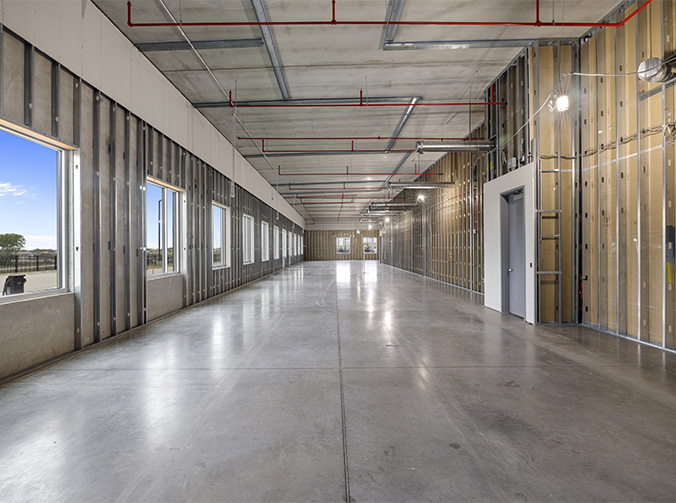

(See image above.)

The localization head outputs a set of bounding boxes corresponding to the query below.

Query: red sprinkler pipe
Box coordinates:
[297,202,371,205]
[240,136,480,141]
[265,148,414,154]
[299,196,404,200]
[128,0,654,29]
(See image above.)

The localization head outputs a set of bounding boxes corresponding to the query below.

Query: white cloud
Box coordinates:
[0,181,27,197]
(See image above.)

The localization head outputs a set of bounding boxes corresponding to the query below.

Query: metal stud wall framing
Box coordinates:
[580,0,676,351]
[380,125,485,293]
[0,24,303,375]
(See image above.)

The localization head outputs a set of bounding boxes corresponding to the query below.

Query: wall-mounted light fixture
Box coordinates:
[548,91,569,112]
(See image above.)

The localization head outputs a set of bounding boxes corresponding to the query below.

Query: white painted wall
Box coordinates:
[484,163,536,324]
[0,0,304,228]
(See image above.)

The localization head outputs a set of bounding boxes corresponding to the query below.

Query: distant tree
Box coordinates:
[0,234,26,264]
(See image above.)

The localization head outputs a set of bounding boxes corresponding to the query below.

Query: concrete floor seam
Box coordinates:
[335,277,352,503]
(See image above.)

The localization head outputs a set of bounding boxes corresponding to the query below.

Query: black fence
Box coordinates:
[0,254,57,274]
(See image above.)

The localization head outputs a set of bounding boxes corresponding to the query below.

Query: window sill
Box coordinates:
[146,271,182,281]
[0,287,69,305]
[213,264,231,271]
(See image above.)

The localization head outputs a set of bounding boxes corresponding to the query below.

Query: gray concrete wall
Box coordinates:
[147,276,184,322]
[0,294,74,380]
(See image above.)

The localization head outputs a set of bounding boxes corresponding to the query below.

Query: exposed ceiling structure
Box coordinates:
[92,0,627,226]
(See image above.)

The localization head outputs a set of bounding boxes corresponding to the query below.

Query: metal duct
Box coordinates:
[638,57,674,83]
[415,141,494,153]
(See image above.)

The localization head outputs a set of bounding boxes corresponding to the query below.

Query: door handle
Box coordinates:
[507,268,513,273]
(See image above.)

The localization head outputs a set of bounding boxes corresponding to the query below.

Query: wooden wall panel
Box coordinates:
[579,0,674,349]
[305,230,380,262]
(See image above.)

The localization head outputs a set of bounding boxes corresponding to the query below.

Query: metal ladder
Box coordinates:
[537,154,562,323]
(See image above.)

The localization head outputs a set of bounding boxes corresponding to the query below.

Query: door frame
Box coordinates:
[484,163,537,324]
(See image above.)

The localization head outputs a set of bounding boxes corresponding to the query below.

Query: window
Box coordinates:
[282,230,287,258]
[300,235,303,255]
[288,232,293,257]
[0,128,63,296]
[363,237,377,254]
[294,234,299,256]
[147,179,181,275]
[243,214,254,264]
[261,221,270,262]
[212,203,231,268]
[336,237,350,254]
[274,226,280,259]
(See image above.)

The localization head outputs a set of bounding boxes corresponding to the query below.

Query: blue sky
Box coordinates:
[0,129,57,250]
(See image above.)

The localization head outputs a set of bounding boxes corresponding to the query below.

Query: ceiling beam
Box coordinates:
[250,0,291,100]
[135,38,264,52]
[380,152,413,188]
[384,97,418,152]
[381,0,406,47]
[194,95,416,108]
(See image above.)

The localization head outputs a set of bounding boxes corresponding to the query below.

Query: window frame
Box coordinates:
[363,236,378,254]
[261,221,270,262]
[146,177,183,277]
[243,214,255,265]
[274,225,280,260]
[282,229,288,258]
[336,237,351,254]
[0,124,74,302]
[212,202,231,269]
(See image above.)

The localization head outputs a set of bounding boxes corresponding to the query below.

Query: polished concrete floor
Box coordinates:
[2,261,676,502]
